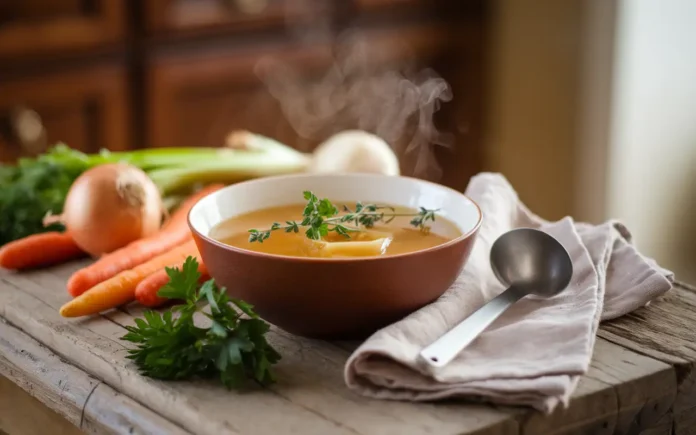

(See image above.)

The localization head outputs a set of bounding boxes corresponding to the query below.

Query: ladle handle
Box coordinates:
[419,287,524,368]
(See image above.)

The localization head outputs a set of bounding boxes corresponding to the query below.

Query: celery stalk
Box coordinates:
[149,152,310,195]
[43,132,311,195]
[1,132,311,244]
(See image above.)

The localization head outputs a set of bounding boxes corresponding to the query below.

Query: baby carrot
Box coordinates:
[59,240,198,318]
[0,232,84,270]
[135,258,209,308]
[66,184,223,297]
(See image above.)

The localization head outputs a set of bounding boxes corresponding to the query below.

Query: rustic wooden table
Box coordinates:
[1,261,695,435]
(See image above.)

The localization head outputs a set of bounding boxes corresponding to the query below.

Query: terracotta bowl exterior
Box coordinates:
[188,174,482,339]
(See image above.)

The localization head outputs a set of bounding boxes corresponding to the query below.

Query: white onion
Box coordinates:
[309,130,400,176]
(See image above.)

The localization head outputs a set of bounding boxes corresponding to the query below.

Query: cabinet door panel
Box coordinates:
[0,0,124,59]
[0,64,130,163]
[146,41,332,150]
[145,24,479,187]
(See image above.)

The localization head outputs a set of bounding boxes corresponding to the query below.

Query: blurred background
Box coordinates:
[0,0,694,282]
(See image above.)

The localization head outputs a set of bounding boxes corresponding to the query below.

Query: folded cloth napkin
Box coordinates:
[344,173,674,413]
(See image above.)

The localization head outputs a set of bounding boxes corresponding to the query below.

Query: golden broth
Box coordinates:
[209,203,461,258]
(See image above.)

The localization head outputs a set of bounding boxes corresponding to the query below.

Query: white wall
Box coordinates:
[607,0,696,281]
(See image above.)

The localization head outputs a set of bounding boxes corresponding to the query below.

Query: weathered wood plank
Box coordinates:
[519,370,617,435]
[674,408,696,435]
[239,328,518,435]
[66,266,523,435]
[598,281,696,432]
[0,264,521,435]
[590,339,675,434]
[108,309,520,435]
[71,269,676,435]
[0,317,98,428]
[0,375,83,435]
[0,271,357,435]
[639,411,673,435]
[82,383,190,435]
[0,317,189,435]
[523,338,676,435]
[0,262,692,435]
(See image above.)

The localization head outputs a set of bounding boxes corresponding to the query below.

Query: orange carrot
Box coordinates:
[66,184,223,297]
[135,258,210,308]
[59,240,199,318]
[161,186,223,231]
[0,232,85,270]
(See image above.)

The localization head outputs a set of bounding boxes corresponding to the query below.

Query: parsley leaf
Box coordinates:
[122,257,281,388]
[156,256,201,302]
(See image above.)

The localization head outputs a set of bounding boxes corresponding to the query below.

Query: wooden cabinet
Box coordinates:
[145,25,439,144]
[145,41,324,150]
[0,1,124,60]
[145,0,289,36]
[0,63,130,163]
[0,1,488,191]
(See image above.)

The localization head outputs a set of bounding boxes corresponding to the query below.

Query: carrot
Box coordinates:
[161,185,223,231]
[66,184,223,297]
[135,258,210,308]
[59,240,199,318]
[0,232,85,270]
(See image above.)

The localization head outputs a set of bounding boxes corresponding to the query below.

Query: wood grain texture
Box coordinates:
[0,318,188,435]
[0,318,96,428]
[0,375,83,435]
[520,338,675,435]
[0,263,517,435]
[0,62,132,164]
[598,281,696,430]
[0,262,693,434]
[82,383,190,435]
[0,1,124,59]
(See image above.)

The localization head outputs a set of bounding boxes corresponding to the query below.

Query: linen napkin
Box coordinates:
[344,172,674,413]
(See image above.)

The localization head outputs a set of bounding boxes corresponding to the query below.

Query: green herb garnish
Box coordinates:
[248,191,438,243]
[121,257,280,388]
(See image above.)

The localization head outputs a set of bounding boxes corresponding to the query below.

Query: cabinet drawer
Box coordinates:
[145,0,291,36]
[0,0,124,59]
[0,64,130,163]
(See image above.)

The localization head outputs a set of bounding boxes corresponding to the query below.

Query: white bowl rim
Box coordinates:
[188,173,483,263]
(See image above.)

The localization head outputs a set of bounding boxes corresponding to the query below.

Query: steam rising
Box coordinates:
[255,31,454,179]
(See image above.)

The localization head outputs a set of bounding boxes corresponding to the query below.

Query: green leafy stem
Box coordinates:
[248,191,439,243]
[121,257,280,388]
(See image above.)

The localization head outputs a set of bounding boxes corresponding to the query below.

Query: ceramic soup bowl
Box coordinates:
[188,173,482,339]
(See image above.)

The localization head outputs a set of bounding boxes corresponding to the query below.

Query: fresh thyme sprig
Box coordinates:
[121,257,280,388]
[248,191,438,243]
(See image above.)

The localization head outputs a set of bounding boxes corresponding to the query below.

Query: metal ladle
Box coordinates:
[419,228,574,368]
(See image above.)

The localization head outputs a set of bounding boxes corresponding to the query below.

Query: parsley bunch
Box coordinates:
[121,257,280,388]
[248,191,439,243]
[0,146,92,245]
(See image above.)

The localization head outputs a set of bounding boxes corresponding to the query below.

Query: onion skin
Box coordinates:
[58,163,163,257]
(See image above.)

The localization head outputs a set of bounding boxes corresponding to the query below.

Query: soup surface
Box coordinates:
[209,203,461,259]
